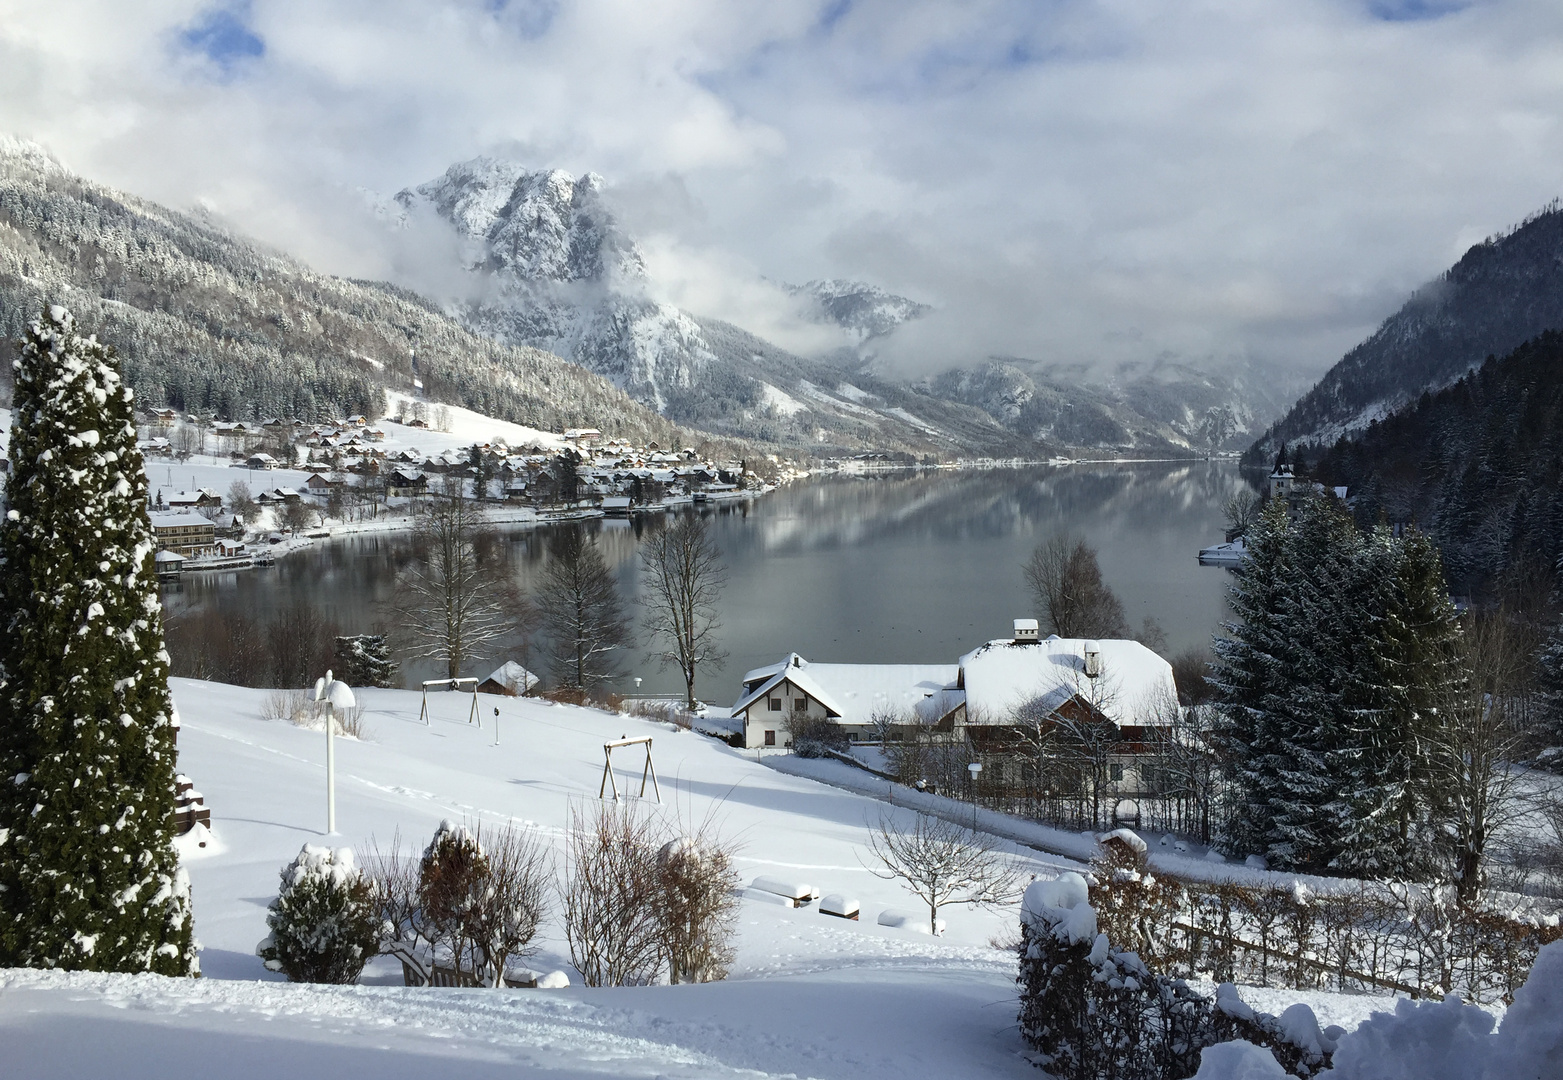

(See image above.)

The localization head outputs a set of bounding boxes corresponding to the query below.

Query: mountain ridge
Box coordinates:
[1247,201,1563,463]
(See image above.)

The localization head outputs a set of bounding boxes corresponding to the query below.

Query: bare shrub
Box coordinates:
[260,688,314,724]
[335,701,369,739]
[563,799,666,987]
[623,698,695,729]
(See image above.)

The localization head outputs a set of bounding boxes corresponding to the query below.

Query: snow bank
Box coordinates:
[1216,941,1563,1080]
[1193,1040,1290,1079]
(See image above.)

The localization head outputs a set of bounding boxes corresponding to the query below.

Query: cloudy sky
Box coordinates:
[3,0,1562,380]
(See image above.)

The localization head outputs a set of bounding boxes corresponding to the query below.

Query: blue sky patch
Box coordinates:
[180,3,265,72]
[1367,0,1470,22]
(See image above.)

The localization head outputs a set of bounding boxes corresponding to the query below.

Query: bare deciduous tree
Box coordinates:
[1222,491,1263,540]
[537,527,632,690]
[864,810,1022,936]
[1431,613,1530,905]
[392,485,512,679]
[1023,533,1129,639]
[638,515,728,707]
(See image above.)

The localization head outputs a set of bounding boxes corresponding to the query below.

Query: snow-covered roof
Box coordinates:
[734,655,958,724]
[956,636,1175,726]
[148,511,212,529]
[482,661,539,692]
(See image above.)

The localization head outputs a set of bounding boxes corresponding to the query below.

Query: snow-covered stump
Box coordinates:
[1017,872,1335,1079]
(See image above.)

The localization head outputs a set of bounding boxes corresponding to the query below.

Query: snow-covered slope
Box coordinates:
[4,676,1539,1079]
[0,678,1059,1077]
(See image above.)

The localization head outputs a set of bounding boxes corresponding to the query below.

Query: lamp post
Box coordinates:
[967,761,982,830]
[494,706,501,746]
[313,669,356,835]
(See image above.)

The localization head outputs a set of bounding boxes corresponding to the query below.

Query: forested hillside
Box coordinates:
[1313,331,1563,593]
[1249,202,1563,462]
[0,137,686,445]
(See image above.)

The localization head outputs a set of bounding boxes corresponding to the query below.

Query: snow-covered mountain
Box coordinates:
[0,137,698,448]
[786,279,930,342]
[395,158,991,451]
[1248,201,1563,463]
[395,156,1288,456]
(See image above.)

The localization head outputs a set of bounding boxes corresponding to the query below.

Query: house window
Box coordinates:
[1110,763,1124,782]
[764,730,776,746]
[793,697,807,712]
[768,697,781,711]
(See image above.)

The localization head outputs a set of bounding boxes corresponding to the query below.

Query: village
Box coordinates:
[134,403,786,575]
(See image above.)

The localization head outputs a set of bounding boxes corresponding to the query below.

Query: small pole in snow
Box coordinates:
[325,697,336,834]
[494,707,500,746]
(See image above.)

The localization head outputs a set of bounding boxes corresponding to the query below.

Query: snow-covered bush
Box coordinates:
[658,835,740,984]
[257,846,381,984]
[1018,872,1334,1079]
[786,714,848,758]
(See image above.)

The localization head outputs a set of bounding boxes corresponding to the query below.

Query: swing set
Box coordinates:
[418,677,481,726]
[598,735,661,802]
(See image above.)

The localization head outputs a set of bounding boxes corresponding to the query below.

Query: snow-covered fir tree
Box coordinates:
[1211,491,1462,877]
[0,306,196,974]
[1334,527,1460,877]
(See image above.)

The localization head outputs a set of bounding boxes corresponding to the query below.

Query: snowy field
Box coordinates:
[0,679,1545,1078]
[2,680,1078,1078]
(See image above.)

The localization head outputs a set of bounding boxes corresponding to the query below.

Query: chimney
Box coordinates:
[1013,618,1040,644]
[1084,641,1102,678]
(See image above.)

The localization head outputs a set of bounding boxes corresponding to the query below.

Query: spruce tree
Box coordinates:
[0,306,196,974]
[1209,497,1298,861]
[1335,528,1460,877]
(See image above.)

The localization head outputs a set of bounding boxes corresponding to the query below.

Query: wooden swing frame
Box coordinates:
[418,677,481,726]
[598,735,661,802]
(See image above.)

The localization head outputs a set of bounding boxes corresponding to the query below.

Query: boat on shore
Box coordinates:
[1197,538,1247,566]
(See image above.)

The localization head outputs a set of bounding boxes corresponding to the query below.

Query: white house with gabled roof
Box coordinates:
[731,654,957,749]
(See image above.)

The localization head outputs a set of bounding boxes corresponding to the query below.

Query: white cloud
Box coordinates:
[3,0,1562,380]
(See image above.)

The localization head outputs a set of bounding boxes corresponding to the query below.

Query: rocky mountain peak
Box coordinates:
[395,159,643,287]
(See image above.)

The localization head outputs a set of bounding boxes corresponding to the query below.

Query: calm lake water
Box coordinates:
[160,461,1253,703]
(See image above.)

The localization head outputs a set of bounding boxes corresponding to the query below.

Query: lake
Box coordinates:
[160,461,1252,703]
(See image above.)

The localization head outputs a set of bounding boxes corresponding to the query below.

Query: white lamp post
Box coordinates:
[313,669,356,834]
[967,761,983,830]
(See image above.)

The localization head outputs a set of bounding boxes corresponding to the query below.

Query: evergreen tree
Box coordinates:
[1209,498,1299,862]
[333,635,399,689]
[1334,528,1460,876]
[1213,492,1464,878]
[0,306,196,973]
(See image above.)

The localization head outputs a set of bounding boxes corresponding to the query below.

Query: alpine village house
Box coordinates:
[731,619,1178,805]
